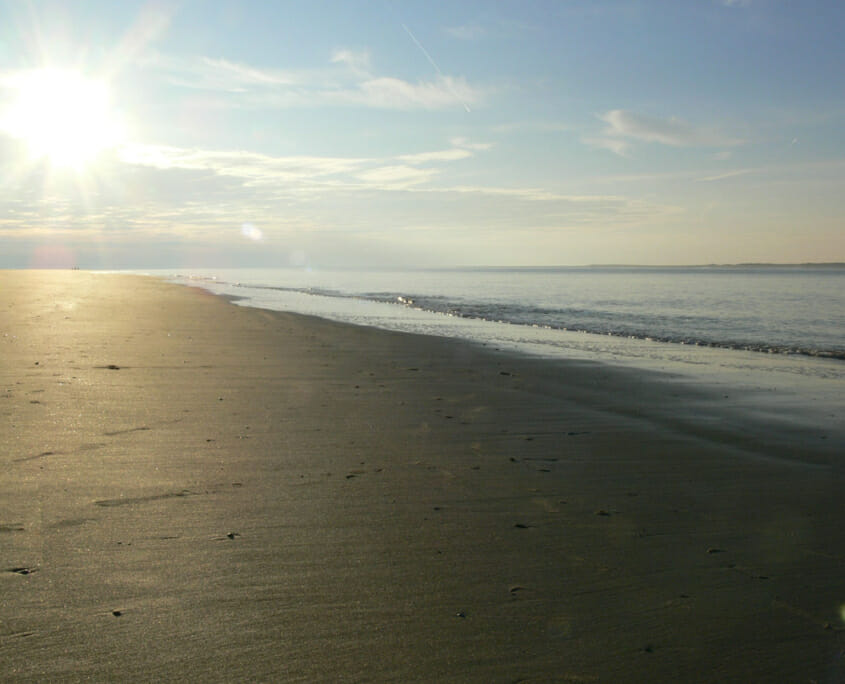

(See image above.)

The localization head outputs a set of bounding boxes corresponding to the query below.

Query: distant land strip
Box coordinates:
[443,263,845,272]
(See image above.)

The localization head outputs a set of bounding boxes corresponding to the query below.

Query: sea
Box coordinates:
[137,265,845,449]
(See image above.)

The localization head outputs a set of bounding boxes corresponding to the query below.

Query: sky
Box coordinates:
[0,0,844,269]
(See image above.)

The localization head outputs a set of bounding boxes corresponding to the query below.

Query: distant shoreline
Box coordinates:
[435,262,845,273]
[5,262,844,273]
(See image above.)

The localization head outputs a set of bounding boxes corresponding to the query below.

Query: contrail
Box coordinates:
[400,22,472,113]
[401,23,443,76]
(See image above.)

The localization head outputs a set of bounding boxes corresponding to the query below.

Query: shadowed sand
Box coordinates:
[1,270,843,682]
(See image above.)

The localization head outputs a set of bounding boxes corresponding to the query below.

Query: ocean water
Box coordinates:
[148,265,844,356]
[139,265,845,442]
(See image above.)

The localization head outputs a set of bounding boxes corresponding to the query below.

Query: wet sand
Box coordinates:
[1,270,843,682]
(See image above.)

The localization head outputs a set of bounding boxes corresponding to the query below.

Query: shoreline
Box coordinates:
[2,270,843,681]
[156,268,845,436]
[191,278,845,470]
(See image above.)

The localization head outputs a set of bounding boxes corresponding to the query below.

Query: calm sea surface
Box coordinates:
[138,266,844,439]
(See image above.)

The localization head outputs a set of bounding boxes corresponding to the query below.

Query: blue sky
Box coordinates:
[0,0,843,268]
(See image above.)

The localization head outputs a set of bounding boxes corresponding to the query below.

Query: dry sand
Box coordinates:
[1,270,843,682]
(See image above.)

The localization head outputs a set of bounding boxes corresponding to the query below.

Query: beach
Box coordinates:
[1,270,843,682]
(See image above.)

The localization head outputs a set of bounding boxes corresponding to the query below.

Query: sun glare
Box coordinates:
[2,68,124,169]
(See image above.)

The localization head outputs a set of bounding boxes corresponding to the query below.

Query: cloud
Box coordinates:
[581,136,632,157]
[201,57,300,88]
[490,121,572,134]
[114,140,657,211]
[0,128,689,269]
[330,49,372,75]
[433,185,627,204]
[118,143,372,191]
[143,50,484,111]
[696,169,753,182]
[394,139,491,165]
[603,110,743,147]
[443,24,486,40]
[140,53,302,93]
[586,110,744,155]
[399,148,473,163]
[106,2,176,77]
[589,158,845,187]
[450,137,493,151]
[396,185,685,231]
[349,75,481,110]
[118,139,489,194]
[119,134,496,190]
[720,0,752,7]
[356,165,437,187]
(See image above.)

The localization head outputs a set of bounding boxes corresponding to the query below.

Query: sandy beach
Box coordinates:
[1,270,843,682]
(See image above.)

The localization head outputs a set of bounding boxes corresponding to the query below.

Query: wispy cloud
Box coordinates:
[490,121,572,134]
[586,109,744,155]
[118,136,492,192]
[427,185,673,214]
[581,136,632,157]
[436,185,586,202]
[443,24,487,40]
[330,48,372,75]
[696,169,753,182]
[356,165,437,187]
[399,148,473,163]
[603,110,743,147]
[141,53,302,93]
[405,185,685,228]
[118,144,371,188]
[116,132,493,196]
[201,57,300,88]
[450,137,493,151]
[106,2,175,79]
[344,75,482,110]
[144,49,485,111]
[0,128,678,251]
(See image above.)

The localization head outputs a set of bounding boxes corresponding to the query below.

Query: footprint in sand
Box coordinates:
[0,524,25,533]
[103,426,150,437]
[94,490,195,507]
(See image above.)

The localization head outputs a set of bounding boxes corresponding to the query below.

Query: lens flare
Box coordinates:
[240,223,263,241]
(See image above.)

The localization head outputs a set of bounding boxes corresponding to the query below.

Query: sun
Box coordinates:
[1,68,124,169]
